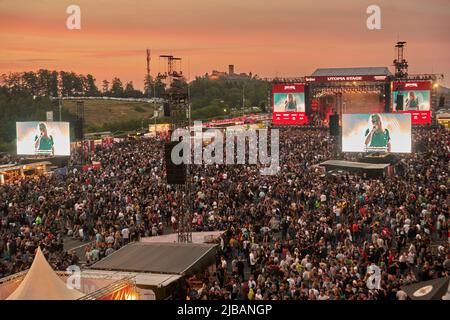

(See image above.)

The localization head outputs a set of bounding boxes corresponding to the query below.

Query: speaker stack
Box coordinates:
[439,96,445,108]
[74,101,85,140]
[329,114,340,136]
[164,141,186,185]
[163,102,171,117]
[396,94,404,111]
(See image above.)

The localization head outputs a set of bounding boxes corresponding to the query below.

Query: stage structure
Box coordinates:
[268,41,444,127]
[160,55,193,243]
[390,42,444,124]
[393,41,408,79]
[320,160,392,178]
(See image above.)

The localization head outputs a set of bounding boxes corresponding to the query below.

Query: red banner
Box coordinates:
[397,110,431,124]
[273,112,308,125]
[82,140,95,151]
[272,84,304,92]
[101,136,113,147]
[204,114,259,127]
[82,162,101,171]
[393,81,432,91]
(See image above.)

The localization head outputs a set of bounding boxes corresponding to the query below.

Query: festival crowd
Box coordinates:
[0,126,449,300]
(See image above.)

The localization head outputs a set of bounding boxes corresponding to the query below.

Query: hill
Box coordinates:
[62,99,159,132]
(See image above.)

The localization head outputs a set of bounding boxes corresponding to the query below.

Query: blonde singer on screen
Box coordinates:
[34,122,54,156]
[364,114,391,152]
[284,93,297,111]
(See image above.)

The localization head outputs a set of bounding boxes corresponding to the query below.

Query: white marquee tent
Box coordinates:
[7,247,84,300]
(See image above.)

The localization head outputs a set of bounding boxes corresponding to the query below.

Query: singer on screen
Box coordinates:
[405,91,419,110]
[34,122,54,155]
[284,93,297,111]
[364,114,391,152]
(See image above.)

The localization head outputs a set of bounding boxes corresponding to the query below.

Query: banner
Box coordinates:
[305,75,388,82]
[82,162,102,171]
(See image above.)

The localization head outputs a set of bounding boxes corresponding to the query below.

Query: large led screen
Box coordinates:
[342,113,411,153]
[16,121,70,156]
[272,84,307,125]
[392,81,432,124]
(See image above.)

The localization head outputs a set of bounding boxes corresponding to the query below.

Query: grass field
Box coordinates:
[63,99,159,130]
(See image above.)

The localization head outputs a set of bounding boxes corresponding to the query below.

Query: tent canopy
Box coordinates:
[7,247,84,300]
[401,277,450,300]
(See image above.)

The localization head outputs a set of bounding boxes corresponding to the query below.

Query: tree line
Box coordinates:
[0,70,271,109]
[0,70,166,98]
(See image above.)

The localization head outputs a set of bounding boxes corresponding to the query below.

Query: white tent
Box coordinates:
[7,247,84,300]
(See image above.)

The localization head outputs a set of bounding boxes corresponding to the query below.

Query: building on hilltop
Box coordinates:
[207,64,252,80]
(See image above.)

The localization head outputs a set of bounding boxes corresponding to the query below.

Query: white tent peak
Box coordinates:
[7,246,84,300]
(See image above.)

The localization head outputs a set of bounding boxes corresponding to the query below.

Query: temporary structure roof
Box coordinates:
[90,242,218,276]
[311,67,393,77]
[7,247,84,300]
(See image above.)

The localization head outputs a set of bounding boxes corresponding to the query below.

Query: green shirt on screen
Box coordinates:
[35,135,54,151]
[286,101,297,111]
[365,128,390,148]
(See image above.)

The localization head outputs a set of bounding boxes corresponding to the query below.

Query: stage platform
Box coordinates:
[359,153,397,164]
[90,242,218,276]
[320,160,391,177]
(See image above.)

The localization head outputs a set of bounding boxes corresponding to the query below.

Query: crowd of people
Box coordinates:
[0,125,449,300]
[0,137,171,273]
[186,126,449,300]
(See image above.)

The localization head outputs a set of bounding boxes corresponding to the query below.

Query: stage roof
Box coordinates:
[311,67,392,77]
[90,242,217,276]
[320,160,390,170]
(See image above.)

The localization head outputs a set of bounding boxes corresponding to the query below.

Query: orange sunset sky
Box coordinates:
[1,0,449,89]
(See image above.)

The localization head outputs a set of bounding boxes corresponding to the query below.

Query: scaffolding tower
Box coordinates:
[160,55,192,243]
[393,41,408,79]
